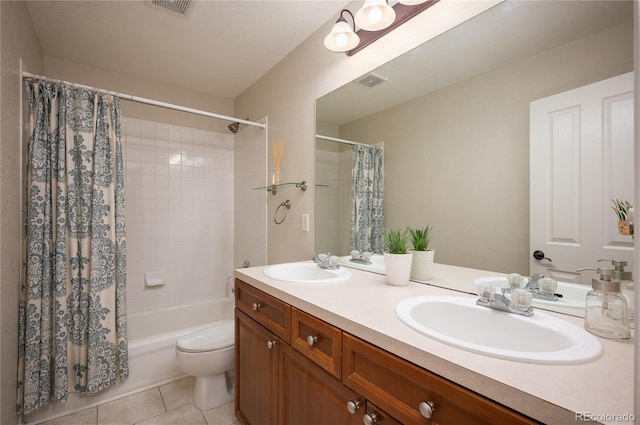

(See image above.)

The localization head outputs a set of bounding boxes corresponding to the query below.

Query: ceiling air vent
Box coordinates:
[357,73,388,89]
[149,0,192,17]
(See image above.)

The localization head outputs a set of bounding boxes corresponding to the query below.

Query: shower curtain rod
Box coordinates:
[315,134,379,148]
[22,71,266,129]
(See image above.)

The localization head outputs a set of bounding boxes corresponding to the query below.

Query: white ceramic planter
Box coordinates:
[384,252,413,286]
[410,249,434,281]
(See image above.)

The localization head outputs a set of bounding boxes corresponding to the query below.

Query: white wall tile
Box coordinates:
[123,117,234,314]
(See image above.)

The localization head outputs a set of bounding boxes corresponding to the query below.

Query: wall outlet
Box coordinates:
[302,213,310,232]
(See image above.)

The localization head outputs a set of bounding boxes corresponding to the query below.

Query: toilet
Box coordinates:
[175,319,235,410]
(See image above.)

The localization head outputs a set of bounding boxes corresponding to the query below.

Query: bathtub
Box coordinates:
[24,297,235,424]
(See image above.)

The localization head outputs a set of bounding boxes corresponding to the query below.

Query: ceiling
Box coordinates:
[317,0,633,126]
[24,0,350,99]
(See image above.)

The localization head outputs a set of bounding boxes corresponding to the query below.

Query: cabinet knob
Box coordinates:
[363,413,378,425]
[418,401,435,419]
[346,400,360,414]
[266,340,277,350]
[306,335,318,346]
[252,302,262,311]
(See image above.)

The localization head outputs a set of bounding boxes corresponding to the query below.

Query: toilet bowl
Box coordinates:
[175,319,235,410]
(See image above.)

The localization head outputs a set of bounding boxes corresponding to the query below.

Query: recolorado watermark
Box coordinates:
[575,412,635,422]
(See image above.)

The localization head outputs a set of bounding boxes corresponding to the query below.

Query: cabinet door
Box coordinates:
[235,309,279,425]
[279,342,363,425]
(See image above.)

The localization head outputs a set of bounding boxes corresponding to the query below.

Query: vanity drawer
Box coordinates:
[235,279,291,343]
[291,308,342,378]
[342,333,539,425]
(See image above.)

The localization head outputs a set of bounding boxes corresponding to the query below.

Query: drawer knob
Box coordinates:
[346,400,360,414]
[306,335,318,346]
[363,413,378,425]
[418,401,435,419]
[266,340,277,350]
[251,302,262,311]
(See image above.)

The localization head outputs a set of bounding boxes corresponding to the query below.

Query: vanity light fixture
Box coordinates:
[324,9,360,52]
[354,0,396,31]
[325,0,439,56]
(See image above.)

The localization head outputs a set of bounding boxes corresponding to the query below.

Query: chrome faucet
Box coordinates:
[525,273,544,290]
[314,253,339,270]
[522,273,560,301]
[476,285,533,316]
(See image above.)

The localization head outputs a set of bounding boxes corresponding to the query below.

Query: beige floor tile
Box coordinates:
[40,407,98,425]
[135,403,207,425]
[98,388,166,425]
[159,376,195,411]
[201,401,238,425]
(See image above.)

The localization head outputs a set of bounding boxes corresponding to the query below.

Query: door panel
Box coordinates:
[530,72,634,282]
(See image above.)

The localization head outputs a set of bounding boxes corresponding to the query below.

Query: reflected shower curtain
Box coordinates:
[18,79,128,416]
[351,145,384,253]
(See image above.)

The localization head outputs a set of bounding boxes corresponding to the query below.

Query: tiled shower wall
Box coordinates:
[122,117,234,314]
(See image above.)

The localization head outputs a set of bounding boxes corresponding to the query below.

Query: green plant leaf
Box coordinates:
[384,228,409,254]
[408,225,433,251]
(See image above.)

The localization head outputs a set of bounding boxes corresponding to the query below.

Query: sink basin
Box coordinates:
[474,277,589,310]
[338,254,386,274]
[396,296,602,364]
[263,262,351,284]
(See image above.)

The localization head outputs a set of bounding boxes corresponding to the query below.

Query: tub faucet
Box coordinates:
[314,253,339,270]
[476,285,533,316]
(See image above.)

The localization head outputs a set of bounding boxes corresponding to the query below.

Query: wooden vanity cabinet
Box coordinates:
[235,279,539,425]
[235,280,355,425]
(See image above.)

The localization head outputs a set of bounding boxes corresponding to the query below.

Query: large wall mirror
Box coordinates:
[315,0,634,314]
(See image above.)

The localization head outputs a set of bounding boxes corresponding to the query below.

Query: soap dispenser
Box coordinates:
[577,266,630,339]
[608,259,633,325]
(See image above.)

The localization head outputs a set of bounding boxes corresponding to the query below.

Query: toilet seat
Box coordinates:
[176,319,234,353]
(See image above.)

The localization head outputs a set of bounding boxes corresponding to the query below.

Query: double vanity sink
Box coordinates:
[248,260,633,423]
[264,262,601,365]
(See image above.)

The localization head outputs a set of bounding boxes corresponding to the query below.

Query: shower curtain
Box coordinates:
[351,144,384,253]
[18,79,128,416]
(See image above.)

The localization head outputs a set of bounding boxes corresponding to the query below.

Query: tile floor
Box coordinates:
[40,377,239,425]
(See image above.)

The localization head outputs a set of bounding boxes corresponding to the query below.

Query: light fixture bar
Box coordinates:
[347,0,439,56]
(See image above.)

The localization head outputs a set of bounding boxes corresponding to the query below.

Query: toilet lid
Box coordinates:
[176,319,234,353]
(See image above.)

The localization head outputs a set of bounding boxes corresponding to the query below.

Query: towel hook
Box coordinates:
[274,200,291,224]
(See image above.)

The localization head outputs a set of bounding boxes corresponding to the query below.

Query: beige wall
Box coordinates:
[235,0,500,264]
[0,2,43,424]
[338,22,633,274]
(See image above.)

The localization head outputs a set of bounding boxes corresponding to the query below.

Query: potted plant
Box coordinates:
[612,199,634,238]
[383,228,413,286]
[409,226,434,281]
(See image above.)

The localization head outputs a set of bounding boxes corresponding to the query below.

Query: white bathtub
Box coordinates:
[25,297,235,424]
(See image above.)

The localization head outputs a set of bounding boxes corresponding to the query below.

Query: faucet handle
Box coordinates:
[510,289,533,309]
[476,282,495,300]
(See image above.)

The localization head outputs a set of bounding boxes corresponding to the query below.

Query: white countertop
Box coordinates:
[235,262,635,425]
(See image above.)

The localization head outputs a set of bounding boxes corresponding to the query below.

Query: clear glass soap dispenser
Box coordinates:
[577,266,630,339]
[599,259,634,326]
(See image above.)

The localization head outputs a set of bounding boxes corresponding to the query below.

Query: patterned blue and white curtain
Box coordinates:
[18,79,128,416]
[350,144,384,253]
